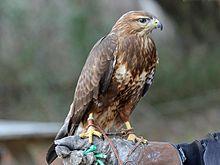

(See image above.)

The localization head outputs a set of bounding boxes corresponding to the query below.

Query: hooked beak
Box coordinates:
[152,18,163,31]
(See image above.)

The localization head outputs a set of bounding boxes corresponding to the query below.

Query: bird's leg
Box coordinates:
[125,121,147,143]
[79,113,102,143]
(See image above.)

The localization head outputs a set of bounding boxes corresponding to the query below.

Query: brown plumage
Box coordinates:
[46,11,162,164]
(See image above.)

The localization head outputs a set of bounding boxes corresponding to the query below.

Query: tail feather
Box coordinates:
[46,103,79,164]
[46,122,69,164]
[46,143,57,165]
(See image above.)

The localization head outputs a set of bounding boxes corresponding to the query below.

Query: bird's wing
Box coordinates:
[59,34,118,138]
[46,34,118,164]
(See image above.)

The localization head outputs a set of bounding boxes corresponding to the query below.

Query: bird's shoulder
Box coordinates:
[88,33,118,59]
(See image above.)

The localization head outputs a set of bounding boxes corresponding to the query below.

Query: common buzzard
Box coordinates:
[46,11,162,164]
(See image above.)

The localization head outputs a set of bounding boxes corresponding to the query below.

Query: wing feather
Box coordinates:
[56,34,118,138]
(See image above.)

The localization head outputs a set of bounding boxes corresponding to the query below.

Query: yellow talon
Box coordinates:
[80,113,102,143]
[80,126,102,143]
[125,121,148,144]
[127,133,148,143]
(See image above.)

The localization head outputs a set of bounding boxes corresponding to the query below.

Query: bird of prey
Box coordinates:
[46,11,162,164]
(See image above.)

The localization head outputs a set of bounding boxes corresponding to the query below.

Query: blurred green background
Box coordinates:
[0,0,220,143]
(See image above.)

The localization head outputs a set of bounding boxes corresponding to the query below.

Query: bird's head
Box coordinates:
[112,11,163,36]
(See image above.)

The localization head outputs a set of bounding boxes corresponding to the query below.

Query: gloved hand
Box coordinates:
[55,135,181,165]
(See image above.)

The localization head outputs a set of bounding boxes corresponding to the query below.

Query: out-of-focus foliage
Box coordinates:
[0,0,109,121]
[0,0,220,141]
[157,1,220,51]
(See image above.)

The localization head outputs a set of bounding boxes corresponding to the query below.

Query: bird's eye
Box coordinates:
[138,18,149,24]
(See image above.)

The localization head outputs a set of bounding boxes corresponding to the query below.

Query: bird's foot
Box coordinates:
[127,133,148,144]
[80,126,102,144]
[79,113,102,143]
[124,121,147,144]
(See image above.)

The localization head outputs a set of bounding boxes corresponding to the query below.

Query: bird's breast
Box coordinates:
[113,62,148,91]
[114,63,132,84]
